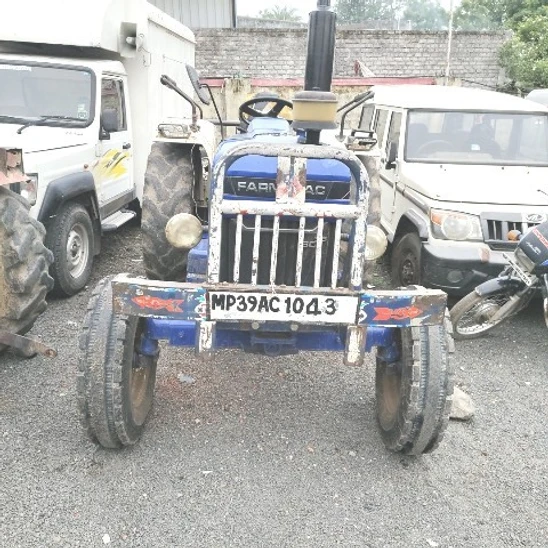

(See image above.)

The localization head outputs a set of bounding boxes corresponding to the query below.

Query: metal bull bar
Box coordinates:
[207,142,370,291]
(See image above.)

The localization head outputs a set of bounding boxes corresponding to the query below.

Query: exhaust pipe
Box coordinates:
[304,0,336,92]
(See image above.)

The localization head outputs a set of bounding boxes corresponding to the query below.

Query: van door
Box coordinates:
[94,76,134,217]
[378,110,402,228]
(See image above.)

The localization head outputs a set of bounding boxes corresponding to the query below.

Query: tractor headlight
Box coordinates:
[165,213,203,249]
[430,209,482,241]
[158,124,191,139]
[21,174,38,206]
[365,225,388,260]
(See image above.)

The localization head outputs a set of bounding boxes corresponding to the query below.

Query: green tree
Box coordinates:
[500,7,548,89]
[334,0,405,24]
[454,0,506,30]
[257,5,302,21]
[402,0,448,30]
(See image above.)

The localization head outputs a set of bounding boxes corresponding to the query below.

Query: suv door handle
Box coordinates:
[122,142,132,150]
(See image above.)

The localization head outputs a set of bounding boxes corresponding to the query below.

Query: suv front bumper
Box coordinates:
[422,242,509,296]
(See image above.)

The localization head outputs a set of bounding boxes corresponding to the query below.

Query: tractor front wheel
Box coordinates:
[375,315,454,455]
[77,277,158,448]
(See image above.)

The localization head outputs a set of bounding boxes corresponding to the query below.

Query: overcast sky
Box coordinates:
[236,0,458,19]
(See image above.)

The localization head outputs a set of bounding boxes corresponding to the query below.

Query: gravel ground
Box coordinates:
[1,224,547,548]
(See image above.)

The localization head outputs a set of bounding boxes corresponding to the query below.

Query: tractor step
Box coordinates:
[101,210,136,232]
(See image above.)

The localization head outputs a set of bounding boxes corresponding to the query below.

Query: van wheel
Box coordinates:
[391,232,422,288]
[46,203,94,297]
[142,142,194,281]
[375,315,454,455]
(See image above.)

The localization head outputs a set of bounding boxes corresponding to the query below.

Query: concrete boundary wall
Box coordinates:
[195,29,508,90]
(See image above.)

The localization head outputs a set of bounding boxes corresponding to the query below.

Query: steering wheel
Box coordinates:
[417,140,456,156]
[238,95,294,128]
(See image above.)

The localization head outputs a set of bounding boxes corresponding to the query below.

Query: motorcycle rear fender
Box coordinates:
[475,275,524,297]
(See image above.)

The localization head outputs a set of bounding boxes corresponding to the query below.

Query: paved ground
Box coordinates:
[1,224,547,548]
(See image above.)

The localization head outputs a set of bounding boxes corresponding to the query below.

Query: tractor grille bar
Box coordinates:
[233,214,243,283]
[314,217,325,288]
[295,216,306,288]
[251,214,262,285]
[332,219,342,289]
[270,216,280,285]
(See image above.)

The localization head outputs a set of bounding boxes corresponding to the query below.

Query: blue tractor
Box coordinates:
[77,1,454,455]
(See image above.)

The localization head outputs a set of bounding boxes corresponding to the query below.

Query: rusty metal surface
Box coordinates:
[0,330,57,358]
[344,325,366,366]
[0,148,28,186]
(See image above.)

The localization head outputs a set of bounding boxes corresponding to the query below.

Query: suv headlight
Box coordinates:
[430,209,482,241]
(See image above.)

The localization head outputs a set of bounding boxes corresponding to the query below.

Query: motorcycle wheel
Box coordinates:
[450,289,523,340]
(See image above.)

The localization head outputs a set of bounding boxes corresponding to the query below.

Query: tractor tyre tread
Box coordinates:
[0,187,53,352]
[142,142,195,281]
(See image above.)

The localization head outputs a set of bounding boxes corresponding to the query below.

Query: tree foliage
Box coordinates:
[257,5,302,22]
[500,6,548,89]
[454,0,506,30]
[402,0,448,30]
[334,0,405,24]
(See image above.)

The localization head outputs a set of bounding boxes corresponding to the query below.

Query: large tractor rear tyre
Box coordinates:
[0,187,54,352]
[142,142,195,281]
[375,314,455,455]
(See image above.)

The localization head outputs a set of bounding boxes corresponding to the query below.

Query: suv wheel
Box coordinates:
[391,232,422,288]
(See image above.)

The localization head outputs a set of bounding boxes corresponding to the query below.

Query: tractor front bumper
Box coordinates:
[111,275,447,366]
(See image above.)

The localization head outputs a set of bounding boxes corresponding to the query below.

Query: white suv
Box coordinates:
[359,84,548,296]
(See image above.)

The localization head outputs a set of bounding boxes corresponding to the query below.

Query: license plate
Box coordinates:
[209,292,359,324]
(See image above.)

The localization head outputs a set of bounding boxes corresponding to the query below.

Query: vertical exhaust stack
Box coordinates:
[304,0,337,92]
[293,0,338,144]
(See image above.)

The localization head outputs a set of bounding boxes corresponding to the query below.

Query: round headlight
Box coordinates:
[365,225,388,261]
[441,215,474,240]
[165,213,203,249]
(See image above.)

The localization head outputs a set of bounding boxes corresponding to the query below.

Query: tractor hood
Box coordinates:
[402,162,548,206]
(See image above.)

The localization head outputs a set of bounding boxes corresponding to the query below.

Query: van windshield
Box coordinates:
[405,110,548,166]
[0,62,94,126]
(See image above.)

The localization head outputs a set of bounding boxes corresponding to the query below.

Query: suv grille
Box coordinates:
[482,215,541,250]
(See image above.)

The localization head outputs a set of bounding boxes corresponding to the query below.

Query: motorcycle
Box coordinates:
[450,220,548,340]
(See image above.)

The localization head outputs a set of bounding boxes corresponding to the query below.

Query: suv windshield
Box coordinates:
[405,110,548,166]
[0,62,93,126]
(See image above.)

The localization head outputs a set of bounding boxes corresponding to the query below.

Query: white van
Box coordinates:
[358,84,548,296]
[0,0,215,296]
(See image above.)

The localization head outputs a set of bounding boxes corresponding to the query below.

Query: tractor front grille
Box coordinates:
[220,215,341,287]
[208,143,369,291]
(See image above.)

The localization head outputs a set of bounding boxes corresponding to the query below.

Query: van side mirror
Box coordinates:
[386,141,398,169]
[101,108,119,134]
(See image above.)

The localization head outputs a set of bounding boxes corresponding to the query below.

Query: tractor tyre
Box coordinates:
[77,277,159,448]
[142,142,195,281]
[0,187,54,353]
[375,313,455,455]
